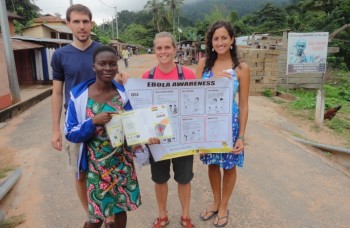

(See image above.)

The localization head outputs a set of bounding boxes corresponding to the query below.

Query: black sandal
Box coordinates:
[199,208,218,221]
[213,210,229,227]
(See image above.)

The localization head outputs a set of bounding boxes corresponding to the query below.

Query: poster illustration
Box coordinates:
[287,32,329,74]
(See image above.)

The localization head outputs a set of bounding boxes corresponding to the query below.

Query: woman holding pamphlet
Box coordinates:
[141,32,197,228]
[195,21,250,227]
[65,45,160,228]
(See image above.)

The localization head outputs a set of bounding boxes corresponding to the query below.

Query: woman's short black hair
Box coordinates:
[93,45,117,62]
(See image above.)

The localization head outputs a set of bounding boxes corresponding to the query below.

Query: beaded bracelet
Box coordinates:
[237,135,245,143]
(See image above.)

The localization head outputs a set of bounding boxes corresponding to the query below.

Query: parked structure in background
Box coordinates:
[0,13,71,110]
[176,40,199,65]
[13,14,73,84]
[109,39,144,59]
[22,14,72,40]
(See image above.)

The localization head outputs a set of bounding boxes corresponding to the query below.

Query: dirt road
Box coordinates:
[1,54,349,228]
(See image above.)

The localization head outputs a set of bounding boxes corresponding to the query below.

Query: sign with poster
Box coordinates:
[124,78,233,161]
[287,32,329,74]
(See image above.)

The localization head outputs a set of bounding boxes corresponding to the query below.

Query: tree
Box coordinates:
[92,24,111,44]
[251,3,287,31]
[183,27,203,41]
[144,0,164,32]
[119,24,151,47]
[204,6,227,25]
[233,20,253,36]
[117,10,152,34]
[163,0,184,34]
[194,20,210,39]
[5,0,40,21]
[5,0,40,33]
[228,10,239,24]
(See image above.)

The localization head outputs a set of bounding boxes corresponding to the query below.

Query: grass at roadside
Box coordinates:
[0,215,25,228]
[0,167,15,180]
[273,70,350,146]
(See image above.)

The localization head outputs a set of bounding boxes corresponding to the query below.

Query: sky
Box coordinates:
[33,0,151,24]
[32,0,198,25]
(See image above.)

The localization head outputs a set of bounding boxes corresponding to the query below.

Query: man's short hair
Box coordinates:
[66,4,92,22]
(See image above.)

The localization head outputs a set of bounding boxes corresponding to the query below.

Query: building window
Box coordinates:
[60,33,68,40]
[50,32,56,38]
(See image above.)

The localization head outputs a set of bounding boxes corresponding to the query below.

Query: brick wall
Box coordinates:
[238,46,280,96]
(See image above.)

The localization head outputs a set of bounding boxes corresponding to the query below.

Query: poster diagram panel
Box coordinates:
[126,88,153,108]
[206,87,231,114]
[206,115,231,143]
[181,116,205,144]
[181,88,206,115]
[153,89,180,116]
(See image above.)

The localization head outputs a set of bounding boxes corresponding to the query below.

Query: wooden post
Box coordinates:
[315,89,325,127]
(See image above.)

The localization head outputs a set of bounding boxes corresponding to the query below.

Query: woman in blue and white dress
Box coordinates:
[195,20,250,227]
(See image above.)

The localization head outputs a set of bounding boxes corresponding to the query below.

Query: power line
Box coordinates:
[98,0,118,39]
[98,0,114,8]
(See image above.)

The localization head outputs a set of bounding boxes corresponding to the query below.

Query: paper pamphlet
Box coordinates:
[105,114,123,147]
[122,104,173,145]
[106,104,173,146]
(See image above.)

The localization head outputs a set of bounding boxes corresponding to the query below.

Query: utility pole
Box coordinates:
[111,18,114,38]
[115,7,118,39]
[70,0,73,6]
[0,0,21,103]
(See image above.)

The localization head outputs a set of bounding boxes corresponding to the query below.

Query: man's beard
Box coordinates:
[76,35,89,43]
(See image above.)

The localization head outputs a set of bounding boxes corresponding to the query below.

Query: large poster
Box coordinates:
[287,32,329,74]
[124,78,233,161]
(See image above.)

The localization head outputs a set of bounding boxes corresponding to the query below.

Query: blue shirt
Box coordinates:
[51,41,101,109]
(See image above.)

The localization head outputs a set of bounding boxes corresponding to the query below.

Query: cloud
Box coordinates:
[34,0,150,24]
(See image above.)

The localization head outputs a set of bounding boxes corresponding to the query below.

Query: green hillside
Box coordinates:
[182,0,291,21]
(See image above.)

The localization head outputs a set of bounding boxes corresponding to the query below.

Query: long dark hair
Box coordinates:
[204,20,239,74]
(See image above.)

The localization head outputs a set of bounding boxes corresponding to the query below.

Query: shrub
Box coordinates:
[262,88,272,97]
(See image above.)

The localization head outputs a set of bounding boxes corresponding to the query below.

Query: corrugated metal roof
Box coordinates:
[7,12,23,19]
[0,37,43,50]
[11,39,43,50]
[43,24,72,34]
[34,16,66,23]
[12,35,72,45]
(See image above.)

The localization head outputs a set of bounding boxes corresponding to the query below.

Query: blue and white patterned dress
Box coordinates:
[200,69,244,169]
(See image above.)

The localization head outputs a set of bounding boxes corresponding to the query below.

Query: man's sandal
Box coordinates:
[199,208,218,221]
[213,209,230,227]
[180,216,195,228]
[153,216,170,228]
